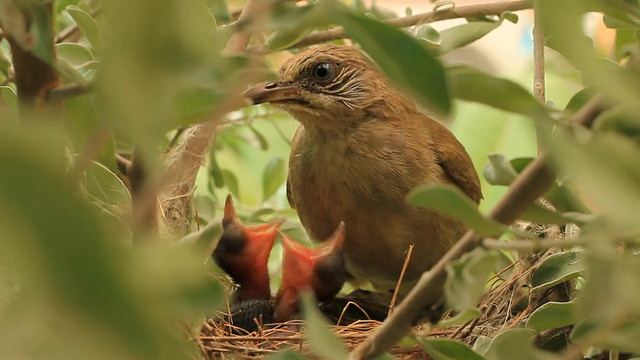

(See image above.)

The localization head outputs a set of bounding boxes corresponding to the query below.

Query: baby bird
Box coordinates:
[213,195,282,302]
[275,222,347,322]
[243,45,482,301]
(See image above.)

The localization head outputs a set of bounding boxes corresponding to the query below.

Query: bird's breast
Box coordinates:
[288,127,458,289]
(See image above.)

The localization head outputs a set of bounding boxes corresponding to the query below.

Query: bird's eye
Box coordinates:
[312,62,334,83]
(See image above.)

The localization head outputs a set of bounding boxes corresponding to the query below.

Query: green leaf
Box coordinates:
[548,131,640,234]
[483,154,534,186]
[445,248,499,311]
[473,336,493,354]
[0,127,187,358]
[531,250,583,292]
[221,169,240,199]
[449,66,553,124]
[84,160,131,219]
[594,106,640,141]
[526,301,578,331]
[173,87,225,126]
[301,292,349,360]
[267,28,312,51]
[333,5,451,115]
[248,124,269,151]
[576,245,640,335]
[519,203,578,225]
[66,6,102,53]
[416,24,442,46]
[565,86,597,113]
[209,154,225,188]
[0,2,30,49]
[204,0,230,24]
[0,85,18,117]
[434,1,455,12]
[194,194,217,222]
[544,182,591,214]
[56,42,95,69]
[176,218,223,261]
[370,3,397,20]
[437,307,482,328]
[483,153,518,186]
[436,18,504,55]
[248,207,276,222]
[29,3,56,65]
[407,184,504,237]
[267,351,309,360]
[484,329,555,360]
[417,337,488,360]
[267,2,333,32]
[603,13,640,29]
[262,157,286,201]
[572,320,640,353]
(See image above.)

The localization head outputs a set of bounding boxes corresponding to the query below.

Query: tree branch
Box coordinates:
[532,0,546,154]
[482,237,584,251]
[349,95,606,360]
[46,82,91,102]
[158,0,272,236]
[251,0,533,53]
[1,3,60,115]
[532,1,545,102]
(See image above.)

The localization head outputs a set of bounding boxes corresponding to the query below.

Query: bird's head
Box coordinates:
[243,45,405,132]
[274,222,347,322]
[213,195,284,302]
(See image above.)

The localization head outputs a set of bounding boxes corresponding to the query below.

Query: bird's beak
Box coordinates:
[274,222,346,321]
[222,195,285,257]
[242,82,302,105]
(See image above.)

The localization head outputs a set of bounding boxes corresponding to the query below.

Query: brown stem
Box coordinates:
[158,0,270,237]
[532,0,546,154]
[250,0,533,52]
[47,83,91,102]
[349,95,605,360]
[532,1,545,102]
[1,3,60,115]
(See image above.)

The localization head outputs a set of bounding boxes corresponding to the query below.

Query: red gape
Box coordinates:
[275,222,347,322]
[213,195,284,302]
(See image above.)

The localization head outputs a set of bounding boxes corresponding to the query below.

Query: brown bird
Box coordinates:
[243,45,482,301]
[213,195,283,302]
[274,222,347,321]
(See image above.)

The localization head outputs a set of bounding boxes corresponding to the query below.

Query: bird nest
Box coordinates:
[198,223,572,359]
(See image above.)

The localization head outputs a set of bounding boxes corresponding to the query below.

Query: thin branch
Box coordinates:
[532,0,546,154]
[532,1,545,102]
[158,0,272,236]
[388,244,414,317]
[482,237,584,251]
[46,82,91,102]
[251,0,533,53]
[1,3,60,114]
[349,95,606,360]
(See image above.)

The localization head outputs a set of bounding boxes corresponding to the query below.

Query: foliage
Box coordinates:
[1,0,640,359]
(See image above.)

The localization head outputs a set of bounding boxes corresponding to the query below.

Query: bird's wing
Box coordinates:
[431,121,483,204]
[286,125,306,210]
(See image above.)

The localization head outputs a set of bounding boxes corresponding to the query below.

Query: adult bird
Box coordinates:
[243,45,482,302]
